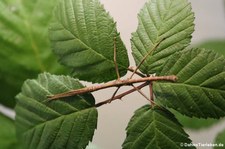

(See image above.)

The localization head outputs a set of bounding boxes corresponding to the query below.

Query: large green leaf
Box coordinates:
[15,73,97,149]
[0,113,22,149]
[0,0,67,108]
[49,0,129,83]
[154,48,225,118]
[214,129,225,149]
[122,105,194,149]
[131,0,194,75]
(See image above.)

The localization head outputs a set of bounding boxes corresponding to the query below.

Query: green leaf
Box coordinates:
[15,73,97,149]
[49,0,129,83]
[214,129,225,149]
[0,0,67,108]
[197,40,225,56]
[131,0,194,75]
[154,48,225,118]
[122,105,195,149]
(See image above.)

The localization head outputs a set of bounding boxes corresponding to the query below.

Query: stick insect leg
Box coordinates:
[113,37,120,80]
[108,87,121,103]
[130,38,166,79]
[149,82,155,106]
[131,84,150,101]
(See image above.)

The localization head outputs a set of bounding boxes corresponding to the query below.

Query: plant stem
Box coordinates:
[48,75,177,100]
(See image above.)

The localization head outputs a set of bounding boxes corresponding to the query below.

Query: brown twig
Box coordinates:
[95,82,149,107]
[47,75,177,100]
[130,38,166,79]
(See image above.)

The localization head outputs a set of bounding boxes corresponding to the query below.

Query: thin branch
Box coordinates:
[114,37,120,80]
[130,38,166,79]
[127,67,146,77]
[47,75,177,100]
[95,82,149,107]
[131,84,150,101]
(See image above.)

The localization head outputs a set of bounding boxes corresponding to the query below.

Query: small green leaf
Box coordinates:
[122,105,195,149]
[0,0,67,108]
[0,113,22,149]
[154,48,225,118]
[49,0,129,83]
[214,129,225,149]
[15,73,97,149]
[132,0,194,75]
